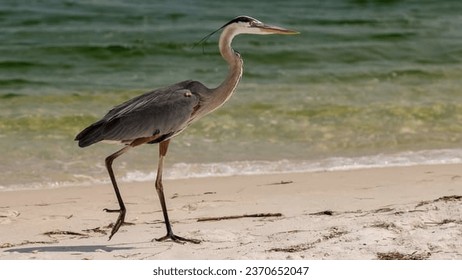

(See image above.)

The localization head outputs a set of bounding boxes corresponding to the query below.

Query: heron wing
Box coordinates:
[76,81,201,147]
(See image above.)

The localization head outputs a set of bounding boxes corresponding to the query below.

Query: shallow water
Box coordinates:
[1,0,462,190]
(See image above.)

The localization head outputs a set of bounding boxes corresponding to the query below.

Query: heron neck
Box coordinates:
[213,28,243,105]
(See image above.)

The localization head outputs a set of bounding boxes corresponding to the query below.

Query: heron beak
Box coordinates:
[256,23,299,35]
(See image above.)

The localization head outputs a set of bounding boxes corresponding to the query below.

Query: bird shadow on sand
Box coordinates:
[4,243,137,254]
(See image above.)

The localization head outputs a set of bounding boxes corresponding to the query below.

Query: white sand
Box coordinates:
[1,164,461,259]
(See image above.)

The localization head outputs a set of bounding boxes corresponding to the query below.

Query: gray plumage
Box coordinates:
[76,80,206,147]
[75,16,297,243]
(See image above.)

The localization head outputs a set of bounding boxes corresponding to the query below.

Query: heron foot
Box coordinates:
[103,208,126,240]
[103,208,122,213]
[153,233,201,244]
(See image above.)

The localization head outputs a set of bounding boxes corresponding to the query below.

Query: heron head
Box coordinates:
[222,16,299,36]
[194,16,298,50]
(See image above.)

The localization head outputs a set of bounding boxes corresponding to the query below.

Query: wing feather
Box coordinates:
[75,80,202,147]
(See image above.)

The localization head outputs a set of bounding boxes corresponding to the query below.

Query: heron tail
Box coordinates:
[75,120,105,148]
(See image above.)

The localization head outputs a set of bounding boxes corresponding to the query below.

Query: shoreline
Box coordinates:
[4,147,462,193]
[1,163,461,259]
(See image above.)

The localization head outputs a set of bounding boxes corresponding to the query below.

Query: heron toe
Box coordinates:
[105,209,126,240]
[154,233,201,244]
[103,208,123,213]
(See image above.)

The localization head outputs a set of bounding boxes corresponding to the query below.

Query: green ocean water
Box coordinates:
[1,0,462,189]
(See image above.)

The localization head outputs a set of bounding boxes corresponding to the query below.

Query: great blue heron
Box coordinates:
[75,16,298,243]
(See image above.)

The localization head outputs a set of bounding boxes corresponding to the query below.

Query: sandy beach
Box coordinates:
[1,164,461,260]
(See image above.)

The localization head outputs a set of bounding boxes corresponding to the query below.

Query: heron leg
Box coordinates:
[153,140,201,244]
[104,145,131,241]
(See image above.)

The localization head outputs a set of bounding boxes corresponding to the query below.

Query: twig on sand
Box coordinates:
[83,226,108,235]
[416,195,462,207]
[1,240,57,249]
[267,180,293,185]
[309,210,335,216]
[43,230,88,237]
[377,251,431,260]
[197,213,282,222]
